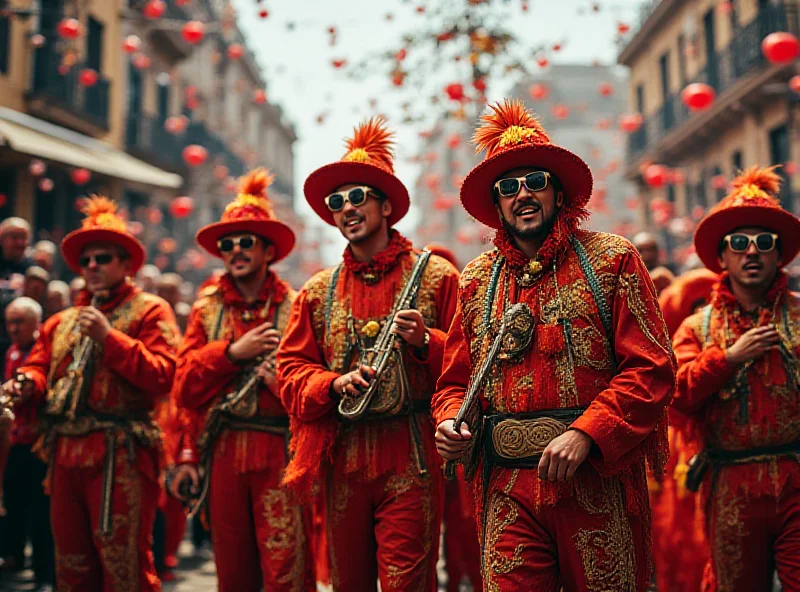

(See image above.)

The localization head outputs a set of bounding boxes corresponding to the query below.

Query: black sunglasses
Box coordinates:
[325,186,378,212]
[217,235,258,254]
[723,232,779,253]
[79,253,115,268]
[494,171,551,198]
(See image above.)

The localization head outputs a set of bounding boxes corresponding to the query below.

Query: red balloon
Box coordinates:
[182,145,208,167]
[447,134,461,149]
[598,82,614,97]
[186,96,200,110]
[691,205,706,220]
[127,221,144,236]
[169,196,194,219]
[762,32,799,64]
[57,18,81,39]
[790,75,800,94]
[258,9,269,18]
[29,159,46,177]
[644,164,669,188]
[445,83,465,101]
[529,83,549,100]
[147,208,163,224]
[227,43,244,60]
[154,255,169,270]
[711,174,728,190]
[395,48,407,61]
[122,35,141,54]
[473,77,487,93]
[681,82,715,110]
[132,53,151,70]
[433,196,456,211]
[619,113,643,133]
[785,161,798,175]
[617,22,630,35]
[38,178,54,192]
[78,68,98,87]
[253,89,267,104]
[536,57,549,68]
[181,21,205,45]
[70,168,91,185]
[552,104,570,119]
[143,0,166,19]
[332,59,347,69]
[213,164,229,180]
[164,116,187,135]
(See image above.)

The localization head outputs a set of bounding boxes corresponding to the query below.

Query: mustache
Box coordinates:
[231,255,251,263]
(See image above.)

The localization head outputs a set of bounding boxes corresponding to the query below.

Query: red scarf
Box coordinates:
[217,269,288,308]
[74,279,137,311]
[342,229,413,282]
[492,200,589,281]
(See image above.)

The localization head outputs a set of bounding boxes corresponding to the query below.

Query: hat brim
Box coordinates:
[196,220,296,262]
[304,161,410,227]
[459,144,593,230]
[694,206,800,273]
[61,228,146,275]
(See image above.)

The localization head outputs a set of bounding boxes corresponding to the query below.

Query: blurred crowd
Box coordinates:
[0,215,214,591]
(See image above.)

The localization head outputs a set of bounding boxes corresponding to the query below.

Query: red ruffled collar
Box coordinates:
[342,229,413,282]
[712,271,789,313]
[74,279,137,311]
[217,270,288,308]
[492,204,588,282]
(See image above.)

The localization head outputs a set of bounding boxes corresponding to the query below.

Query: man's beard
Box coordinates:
[501,210,558,242]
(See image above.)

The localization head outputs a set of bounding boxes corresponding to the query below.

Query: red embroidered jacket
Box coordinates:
[172,271,295,474]
[432,229,675,514]
[672,272,800,499]
[18,281,179,481]
[277,231,460,497]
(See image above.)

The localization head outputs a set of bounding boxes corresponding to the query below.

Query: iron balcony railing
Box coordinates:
[126,113,183,169]
[628,2,798,159]
[29,49,110,130]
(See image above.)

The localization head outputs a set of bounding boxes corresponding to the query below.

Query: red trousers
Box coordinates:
[483,473,649,592]
[443,478,482,592]
[704,481,800,592]
[50,445,160,592]
[325,464,443,592]
[160,494,186,561]
[209,437,314,592]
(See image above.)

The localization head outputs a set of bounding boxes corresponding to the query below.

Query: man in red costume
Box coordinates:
[650,268,718,592]
[432,100,675,591]
[169,169,314,592]
[672,166,800,591]
[2,197,179,591]
[277,117,459,592]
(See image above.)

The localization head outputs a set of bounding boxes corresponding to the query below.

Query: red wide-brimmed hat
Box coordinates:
[61,196,146,274]
[460,99,593,230]
[196,168,296,262]
[694,166,800,273]
[304,116,409,227]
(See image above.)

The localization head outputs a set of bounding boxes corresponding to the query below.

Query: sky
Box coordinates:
[231,0,646,253]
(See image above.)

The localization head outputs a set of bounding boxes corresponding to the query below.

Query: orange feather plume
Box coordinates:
[342,116,395,172]
[731,165,782,200]
[238,167,274,198]
[79,195,127,232]
[472,99,549,158]
[225,168,275,217]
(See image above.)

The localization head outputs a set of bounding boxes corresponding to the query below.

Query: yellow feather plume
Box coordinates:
[731,165,782,202]
[342,116,395,172]
[472,99,549,158]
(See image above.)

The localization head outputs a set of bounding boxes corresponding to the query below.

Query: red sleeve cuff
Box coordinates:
[570,406,627,464]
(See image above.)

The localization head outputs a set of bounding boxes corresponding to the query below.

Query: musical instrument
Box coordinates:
[46,291,108,419]
[446,302,535,479]
[337,250,432,421]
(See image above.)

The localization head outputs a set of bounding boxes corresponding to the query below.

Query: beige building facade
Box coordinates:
[620,0,800,259]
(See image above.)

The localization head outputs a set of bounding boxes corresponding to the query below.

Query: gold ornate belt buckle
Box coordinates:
[491,417,567,460]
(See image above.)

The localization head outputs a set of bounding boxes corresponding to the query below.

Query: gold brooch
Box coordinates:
[362,321,381,338]
[528,260,542,274]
